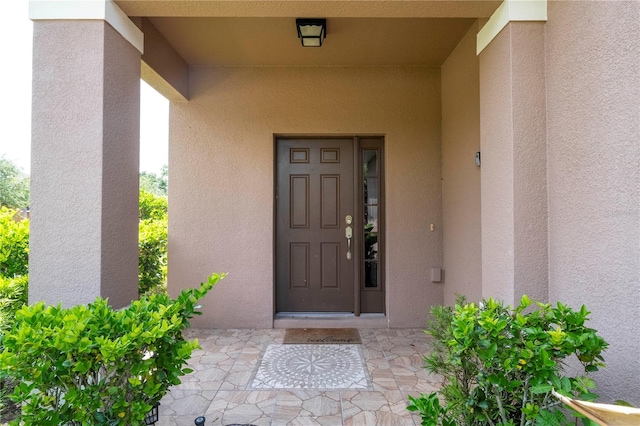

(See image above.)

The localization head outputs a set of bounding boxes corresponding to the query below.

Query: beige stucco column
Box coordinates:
[477,2,548,305]
[29,1,143,308]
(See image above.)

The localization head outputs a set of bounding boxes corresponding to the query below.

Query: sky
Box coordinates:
[0,0,169,176]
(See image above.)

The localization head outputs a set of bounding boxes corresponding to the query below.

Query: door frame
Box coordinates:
[272,135,385,316]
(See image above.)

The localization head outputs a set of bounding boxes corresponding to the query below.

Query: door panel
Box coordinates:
[320,243,340,289]
[290,243,310,288]
[320,175,340,228]
[277,138,355,312]
[290,175,309,228]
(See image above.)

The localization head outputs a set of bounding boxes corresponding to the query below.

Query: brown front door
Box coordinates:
[276,138,355,312]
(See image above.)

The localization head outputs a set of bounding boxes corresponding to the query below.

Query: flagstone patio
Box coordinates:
[157,328,440,425]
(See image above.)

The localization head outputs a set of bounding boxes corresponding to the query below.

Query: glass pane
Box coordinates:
[362,147,381,292]
[363,150,377,177]
[364,237,378,261]
[364,177,378,205]
[364,206,378,232]
[365,261,378,288]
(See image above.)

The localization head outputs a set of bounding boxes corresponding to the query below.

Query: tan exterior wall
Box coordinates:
[545,1,640,404]
[479,24,515,302]
[441,21,482,305]
[510,23,548,304]
[30,20,140,308]
[169,67,443,328]
[101,22,142,308]
[479,21,548,305]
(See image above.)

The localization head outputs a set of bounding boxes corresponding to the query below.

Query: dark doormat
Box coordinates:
[283,328,361,344]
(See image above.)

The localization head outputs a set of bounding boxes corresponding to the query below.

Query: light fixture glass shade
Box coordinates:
[296,19,326,47]
[302,37,321,47]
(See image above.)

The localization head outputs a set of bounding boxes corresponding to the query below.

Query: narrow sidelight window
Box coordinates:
[363,149,379,288]
[359,137,384,314]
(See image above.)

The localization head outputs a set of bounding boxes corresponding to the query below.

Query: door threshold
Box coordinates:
[276,312,355,319]
[274,313,388,329]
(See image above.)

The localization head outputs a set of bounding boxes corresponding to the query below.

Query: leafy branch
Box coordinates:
[410,295,608,426]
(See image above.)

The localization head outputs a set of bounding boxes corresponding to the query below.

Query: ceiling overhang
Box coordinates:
[147,16,477,67]
[111,0,504,98]
[112,0,504,68]
[115,0,502,18]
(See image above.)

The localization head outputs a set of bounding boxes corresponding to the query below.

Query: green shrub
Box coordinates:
[0,208,29,421]
[0,273,224,426]
[0,275,28,334]
[138,189,168,296]
[420,296,478,424]
[407,392,455,426]
[139,218,168,296]
[0,207,29,277]
[139,189,167,221]
[411,295,608,426]
[0,275,28,420]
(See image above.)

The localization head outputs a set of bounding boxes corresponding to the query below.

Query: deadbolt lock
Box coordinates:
[345,215,353,225]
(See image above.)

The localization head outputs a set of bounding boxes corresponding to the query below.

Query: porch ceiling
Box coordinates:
[116,0,501,19]
[147,17,477,67]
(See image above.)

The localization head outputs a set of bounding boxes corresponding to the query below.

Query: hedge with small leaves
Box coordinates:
[138,189,168,296]
[0,273,224,425]
[0,207,29,278]
[411,295,608,426]
[139,218,168,296]
[0,275,28,336]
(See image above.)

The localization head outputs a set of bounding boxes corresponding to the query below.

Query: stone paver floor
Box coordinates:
[158,328,440,426]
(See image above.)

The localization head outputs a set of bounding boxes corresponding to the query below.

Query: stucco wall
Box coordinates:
[479,21,548,305]
[478,24,515,303]
[30,21,140,309]
[441,21,482,305]
[169,66,443,328]
[545,1,640,404]
[510,23,548,304]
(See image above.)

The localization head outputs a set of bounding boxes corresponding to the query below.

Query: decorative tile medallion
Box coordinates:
[250,344,370,390]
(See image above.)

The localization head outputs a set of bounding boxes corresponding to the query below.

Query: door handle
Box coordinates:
[345,225,353,260]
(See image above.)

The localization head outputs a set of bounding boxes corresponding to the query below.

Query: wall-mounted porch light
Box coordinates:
[296,19,326,47]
